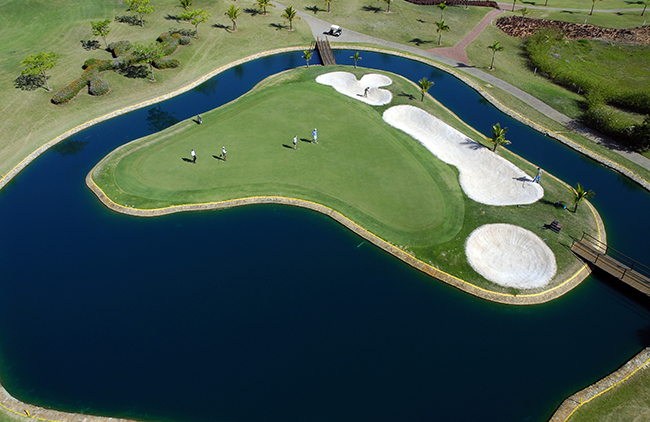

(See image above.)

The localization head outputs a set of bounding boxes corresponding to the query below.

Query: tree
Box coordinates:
[572,183,594,212]
[325,0,333,13]
[590,0,602,16]
[418,77,434,101]
[488,123,510,152]
[438,1,447,20]
[131,43,165,80]
[125,0,155,28]
[520,7,529,25]
[544,0,549,5]
[281,6,298,31]
[178,0,193,11]
[303,50,312,67]
[350,51,362,68]
[225,5,241,31]
[180,8,211,38]
[20,52,60,91]
[380,0,393,13]
[90,19,111,48]
[435,19,450,45]
[511,0,517,12]
[257,0,274,15]
[642,0,648,16]
[487,40,504,70]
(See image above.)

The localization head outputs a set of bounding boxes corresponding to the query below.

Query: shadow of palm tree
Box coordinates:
[244,7,262,16]
[459,139,484,150]
[305,5,325,14]
[361,5,383,13]
[14,74,46,91]
[409,38,433,46]
[115,15,142,26]
[269,22,289,30]
[80,40,102,50]
[170,28,196,37]
[398,91,416,101]
[165,13,182,22]
[213,23,229,30]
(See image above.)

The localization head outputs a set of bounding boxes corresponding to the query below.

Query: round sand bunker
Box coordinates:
[465,224,557,289]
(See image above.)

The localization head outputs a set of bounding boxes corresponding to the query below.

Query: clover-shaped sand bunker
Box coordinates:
[383,105,543,206]
[466,224,557,289]
[316,71,393,106]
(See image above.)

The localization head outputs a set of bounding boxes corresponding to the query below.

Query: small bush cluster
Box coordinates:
[52,33,190,104]
[525,28,650,150]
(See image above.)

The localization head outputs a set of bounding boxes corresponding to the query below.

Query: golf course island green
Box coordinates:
[89,66,603,303]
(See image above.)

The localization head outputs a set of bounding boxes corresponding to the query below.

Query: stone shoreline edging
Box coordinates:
[331,46,650,193]
[549,347,650,422]
[86,168,600,306]
[0,46,308,192]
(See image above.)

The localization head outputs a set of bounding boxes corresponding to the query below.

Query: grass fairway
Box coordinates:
[92,66,600,294]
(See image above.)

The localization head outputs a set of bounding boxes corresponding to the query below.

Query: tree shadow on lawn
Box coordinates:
[398,91,416,101]
[14,74,46,91]
[165,13,182,22]
[213,23,231,31]
[244,7,263,16]
[80,40,102,51]
[270,23,289,30]
[409,38,434,46]
[170,28,196,37]
[305,5,326,14]
[361,5,383,13]
[115,15,142,26]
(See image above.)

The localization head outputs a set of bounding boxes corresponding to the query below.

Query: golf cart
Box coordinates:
[327,25,342,37]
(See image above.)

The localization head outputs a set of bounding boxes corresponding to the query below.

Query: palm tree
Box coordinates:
[520,7,529,25]
[178,0,193,11]
[572,183,595,212]
[511,0,517,12]
[590,0,602,16]
[435,19,450,45]
[225,4,241,31]
[325,0,333,13]
[544,0,549,5]
[281,6,298,31]
[381,0,393,13]
[418,77,434,101]
[350,52,362,68]
[257,0,274,15]
[487,40,504,70]
[303,50,312,67]
[488,123,510,152]
[438,1,447,20]
[642,0,648,16]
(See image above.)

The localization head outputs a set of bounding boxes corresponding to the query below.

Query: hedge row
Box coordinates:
[404,0,498,7]
[52,33,190,104]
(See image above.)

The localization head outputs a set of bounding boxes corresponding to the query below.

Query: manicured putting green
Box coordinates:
[93,69,465,247]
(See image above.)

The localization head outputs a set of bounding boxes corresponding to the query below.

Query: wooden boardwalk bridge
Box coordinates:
[315,38,337,66]
[571,232,650,296]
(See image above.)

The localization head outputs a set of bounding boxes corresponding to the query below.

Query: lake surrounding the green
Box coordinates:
[0,50,649,422]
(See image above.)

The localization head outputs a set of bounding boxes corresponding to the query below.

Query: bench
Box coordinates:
[543,220,562,233]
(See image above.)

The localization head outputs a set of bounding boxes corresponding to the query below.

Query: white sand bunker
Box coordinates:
[383,105,543,206]
[316,71,393,106]
[466,224,557,289]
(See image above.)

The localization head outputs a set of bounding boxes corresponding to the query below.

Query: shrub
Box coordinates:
[89,77,110,96]
[51,78,87,104]
[153,58,180,69]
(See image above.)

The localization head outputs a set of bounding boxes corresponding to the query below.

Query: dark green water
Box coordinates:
[0,50,649,422]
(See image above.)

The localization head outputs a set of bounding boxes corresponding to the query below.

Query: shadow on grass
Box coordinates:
[170,28,196,37]
[14,74,46,91]
[244,7,263,16]
[115,15,142,26]
[398,91,416,101]
[305,5,326,14]
[119,64,149,79]
[282,144,294,149]
[270,22,289,30]
[212,154,226,160]
[81,40,102,50]
[182,157,194,163]
[409,38,434,46]
[213,23,229,30]
[165,14,182,22]
[361,5,383,13]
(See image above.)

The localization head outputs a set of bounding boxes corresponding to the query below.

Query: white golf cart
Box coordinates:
[327,25,342,37]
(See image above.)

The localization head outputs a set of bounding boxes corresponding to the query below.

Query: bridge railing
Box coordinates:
[578,232,650,282]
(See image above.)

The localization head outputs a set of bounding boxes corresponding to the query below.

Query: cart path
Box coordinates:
[276,1,650,174]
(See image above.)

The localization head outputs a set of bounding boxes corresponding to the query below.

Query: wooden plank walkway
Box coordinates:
[571,240,650,296]
[316,39,337,66]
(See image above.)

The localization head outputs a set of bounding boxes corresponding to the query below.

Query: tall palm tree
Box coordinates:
[643,0,649,16]
[381,0,393,13]
[590,0,602,16]
[487,40,504,70]
[350,52,362,68]
[225,4,241,31]
[178,0,193,11]
[544,0,549,5]
[325,0,333,13]
[488,123,510,152]
[281,6,298,31]
[438,1,447,20]
[520,7,529,25]
[257,0,274,15]
[572,183,595,212]
[303,50,312,67]
[435,19,450,45]
[511,0,517,12]
[418,77,434,101]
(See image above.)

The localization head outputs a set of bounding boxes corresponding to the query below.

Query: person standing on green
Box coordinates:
[312,128,318,144]
[222,146,227,161]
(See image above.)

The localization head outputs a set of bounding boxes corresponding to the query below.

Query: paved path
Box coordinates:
[278,2,650,172]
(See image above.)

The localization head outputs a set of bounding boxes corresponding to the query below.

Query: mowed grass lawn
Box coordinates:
[93,66,599,293]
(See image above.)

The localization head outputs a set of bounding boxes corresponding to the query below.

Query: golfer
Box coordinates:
[364,87,370,97]
[197,115,202,124]
[532,167,542,183]
[312,128,318,144]
[191,149,196,163]
[293,135,297,150]
[222,146,227,161]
